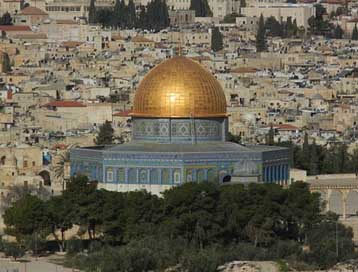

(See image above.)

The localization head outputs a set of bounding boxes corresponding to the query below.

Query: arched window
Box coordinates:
[118,168,125,183]
[128,169,137,183]
[150,169,159,184]
[186,169,193,182]
[162,169,170,184]
[106,168,113,182]
[139,169,148,184]
[197,169,205,182]
[173,169,181,184]
[207,169,217,182]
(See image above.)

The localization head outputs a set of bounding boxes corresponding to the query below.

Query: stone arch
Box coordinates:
[38,170,51,186]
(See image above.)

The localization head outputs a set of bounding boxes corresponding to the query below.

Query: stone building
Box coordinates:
[71,56,290,195]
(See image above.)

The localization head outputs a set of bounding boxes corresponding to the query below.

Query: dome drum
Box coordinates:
[132,117,228,143]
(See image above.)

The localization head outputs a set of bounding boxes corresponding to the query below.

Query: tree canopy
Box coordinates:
[190,0,212,17]
[95,120,114,145]
[256,14,266,52]
[211,26,223,52]
[2,176,356,271]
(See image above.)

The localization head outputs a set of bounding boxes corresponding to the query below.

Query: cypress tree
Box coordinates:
[190,0,212,17]
[113,0,121,27]
[301,132,310,170]
[256,14,266,52]
[309,140,319,175]
[127,0,136,28]
[334,25,344,39]
[88,0,97,25]
[211,26,223,52]
[136,6,147,29]
[266,124,275,146]
[0,12,12,25]
[352,24,358,40]
[2,52,11,73]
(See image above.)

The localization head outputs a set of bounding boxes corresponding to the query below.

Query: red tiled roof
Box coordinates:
[113,110,132,117]
[55,19,77,24]
[61,41,83,48]
[42,101,86,108]
[12,33,47,39]
[0,25,31,32]
[231,67,258,73]
[275,124,299,130]
[132,36,154,43]
[20,6,48,15]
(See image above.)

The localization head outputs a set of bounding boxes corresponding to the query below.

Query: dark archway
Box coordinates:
[39,170,51,186]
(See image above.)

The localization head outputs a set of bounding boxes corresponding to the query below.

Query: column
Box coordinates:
[147,169,151,184]
[125,168,129,184]
[204,169,208,181]
[169,168,173,184]
[267,166,271,183]
[136,169,139,184]
[277,165,282,185]
[158,169,162,184]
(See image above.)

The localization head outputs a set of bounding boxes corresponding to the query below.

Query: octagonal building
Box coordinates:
[70,56,290,195]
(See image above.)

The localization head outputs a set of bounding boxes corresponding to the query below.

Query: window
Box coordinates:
[107,168,113,182]
[24,160,28,167]
[32,161,35,167]
[173,169,181,184]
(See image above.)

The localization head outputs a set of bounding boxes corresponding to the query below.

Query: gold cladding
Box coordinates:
[132,56,227,118]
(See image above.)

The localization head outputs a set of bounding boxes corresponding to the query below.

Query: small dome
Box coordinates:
[132,56,227,118]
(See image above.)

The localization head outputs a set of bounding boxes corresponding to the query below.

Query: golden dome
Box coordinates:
[132,56,227,118]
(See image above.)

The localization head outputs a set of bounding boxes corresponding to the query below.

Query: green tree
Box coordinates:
[127,0,136,28]
[304,214,355,269]
[265,16,283,37]
[136,5,148,29]
[0,12,12,25]
[3,195,49,241]
[227,132,241,144]
[309,140,319,175]
[95,120,114,145]
[211,26,223,52]
[334,25,344,39]
[266,124,275,145]
[88,0,97,25]
[3,242,25,260]
[256,14,266,52]
[352,24,358,40]
[300,132,310,170]
[146,0,170,31]
[190,0,212,17]
[2,52,11,73]
[222,13,238,23]
[47,196,74,252]
[96,9,113,27]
